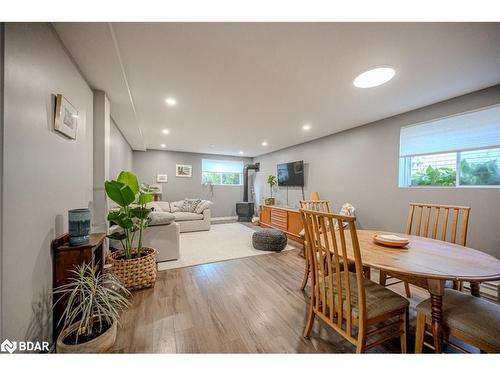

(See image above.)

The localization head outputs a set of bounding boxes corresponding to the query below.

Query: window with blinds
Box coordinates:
[201,159,244,186]
[399,105,500,187]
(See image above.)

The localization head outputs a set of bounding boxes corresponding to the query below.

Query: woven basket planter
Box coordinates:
[108,247,158,291]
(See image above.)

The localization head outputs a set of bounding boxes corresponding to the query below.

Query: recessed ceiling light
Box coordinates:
[162,129,170,135]
[160,144,166,148]
[165,97,177,106]
[239,151,244,155]
[261,141,268,146]
[302,124,311,131]
[353,67,395,88]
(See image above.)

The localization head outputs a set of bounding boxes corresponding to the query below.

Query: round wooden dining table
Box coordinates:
[333,229,500,353]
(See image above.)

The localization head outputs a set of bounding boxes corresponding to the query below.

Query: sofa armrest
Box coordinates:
[202,209,211,220]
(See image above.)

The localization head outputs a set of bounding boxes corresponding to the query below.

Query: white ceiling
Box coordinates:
[53,23,500,157]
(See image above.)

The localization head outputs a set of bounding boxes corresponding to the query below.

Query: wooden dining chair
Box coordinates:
[299,200,332,290]
[379,203,471,297]
[415,289,500,353]
[301,209,409,353]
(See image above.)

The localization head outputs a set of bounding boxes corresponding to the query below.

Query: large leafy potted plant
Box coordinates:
[265,175,277,205]
[53,263,130,353]
[106,171,159,290]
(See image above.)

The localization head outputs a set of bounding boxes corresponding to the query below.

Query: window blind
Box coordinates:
[399,104,500,157]
[202,159,243,173]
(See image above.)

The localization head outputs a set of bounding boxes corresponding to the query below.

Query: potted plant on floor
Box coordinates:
[265,175,277,205]
[106,171,159,290]
[53,263,130,353]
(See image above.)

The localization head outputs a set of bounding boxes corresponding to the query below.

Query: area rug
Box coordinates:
[157,222,295,271]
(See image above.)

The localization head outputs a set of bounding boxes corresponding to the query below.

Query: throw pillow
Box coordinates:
[169,200,185,213]
[194,200,213,214]
[181,198,202,212]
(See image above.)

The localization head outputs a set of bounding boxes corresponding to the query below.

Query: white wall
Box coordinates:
[109,119,133,179]
[2,23,94,342]
[254,85,500,258]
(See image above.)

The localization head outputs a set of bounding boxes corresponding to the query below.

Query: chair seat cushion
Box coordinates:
[325,272,409,320]
[416,289,500,349]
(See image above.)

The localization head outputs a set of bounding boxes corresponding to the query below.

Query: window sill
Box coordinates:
[399,185,500,189]
[202,184,243,187]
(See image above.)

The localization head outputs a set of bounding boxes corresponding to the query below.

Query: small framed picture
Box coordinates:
[157,174,168,183]
[54,94,78,139]
[176,164,192,178]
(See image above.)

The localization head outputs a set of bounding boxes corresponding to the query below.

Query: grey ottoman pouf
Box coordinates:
[252,229,287,251]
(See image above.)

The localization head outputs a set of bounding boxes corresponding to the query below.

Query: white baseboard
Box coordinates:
[211,216,238,222]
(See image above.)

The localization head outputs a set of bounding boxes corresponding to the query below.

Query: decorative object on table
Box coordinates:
[252,228,287,251]
[105,171,159,290]
[373,234,410,248]
[265,175,277,205]
[54,94,78,139]
[156,174,168,183]
[51,232,106,341]
[334,202,356,230]
[176,164,192,177]
[68,208,91,246]
[251,216,260,225]
[53,263,130,353]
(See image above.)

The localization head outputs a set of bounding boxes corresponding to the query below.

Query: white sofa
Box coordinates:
[147,200,211,233]
[108,199,211,263]
[109,219,181,262]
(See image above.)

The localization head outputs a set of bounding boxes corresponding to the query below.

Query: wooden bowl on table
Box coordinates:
[372,234,410,248]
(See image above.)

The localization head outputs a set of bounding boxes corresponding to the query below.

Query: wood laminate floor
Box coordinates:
[112,246,433,353]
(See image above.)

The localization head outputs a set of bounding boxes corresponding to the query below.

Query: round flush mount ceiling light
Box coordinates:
[160,144,166,148]
[165,97,177,106]
[353,67,395,88]
[261,141,268,146]
[162,129,170,135]
[302,124,311,131]
[239,151,244,155]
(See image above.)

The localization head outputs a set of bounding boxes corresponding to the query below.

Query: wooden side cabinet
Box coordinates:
[51,232,106,341]
[259,205,304,244]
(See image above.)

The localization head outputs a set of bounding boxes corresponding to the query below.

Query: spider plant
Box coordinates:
[53,263,131,344]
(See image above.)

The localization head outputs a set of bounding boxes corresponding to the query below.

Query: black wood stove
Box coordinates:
[236,162,260,222]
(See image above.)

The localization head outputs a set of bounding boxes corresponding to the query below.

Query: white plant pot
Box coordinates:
[56,319,117,353]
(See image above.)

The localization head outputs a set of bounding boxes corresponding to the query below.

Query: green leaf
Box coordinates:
[107,232,127,241]
[137,192,153,205]
[117,171,140,195]
[131,207,152,220]
[105,180,135,207]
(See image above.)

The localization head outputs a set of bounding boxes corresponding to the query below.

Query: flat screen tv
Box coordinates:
[277,161,304,187]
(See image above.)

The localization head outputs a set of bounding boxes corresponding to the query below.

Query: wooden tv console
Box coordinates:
[259,205,304,244]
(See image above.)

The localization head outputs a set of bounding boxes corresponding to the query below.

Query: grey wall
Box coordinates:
[0,22,4,340]
[133,150,252,217]
[109,118,133,179]
[253,85,500,258]
[2,23,94,342]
